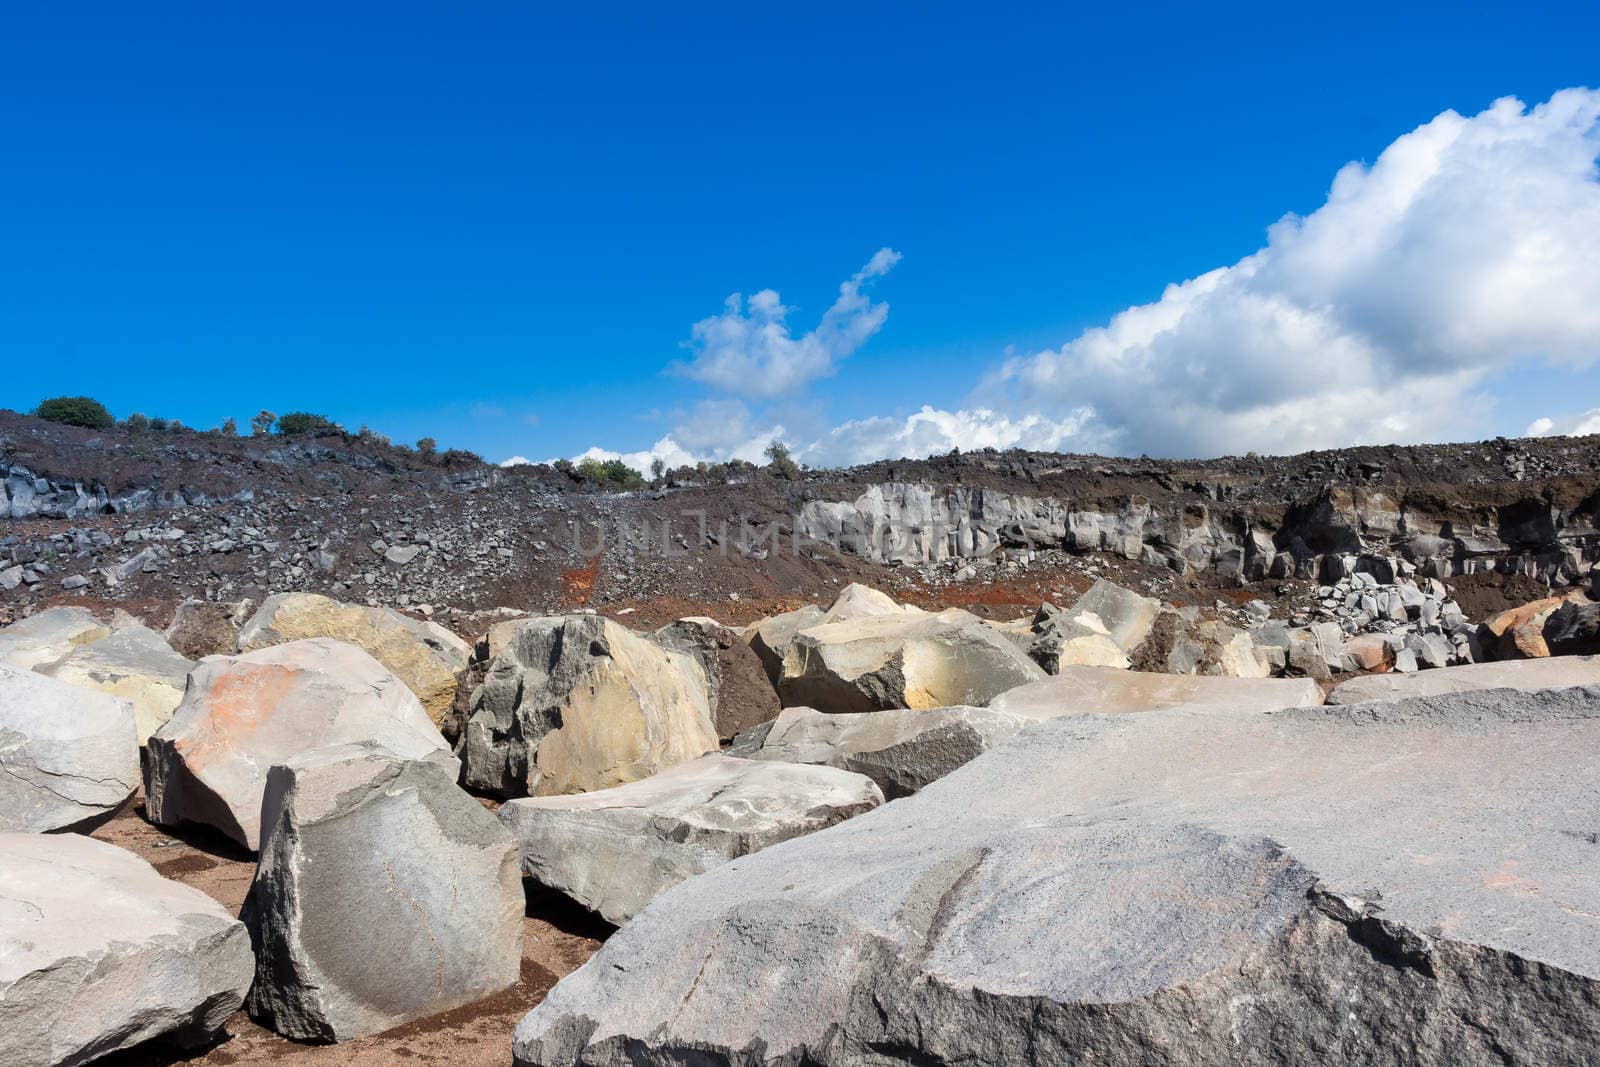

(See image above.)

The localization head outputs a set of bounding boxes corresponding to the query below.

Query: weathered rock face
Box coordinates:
[654,616,780,741]
[734,704,1030,799]
[499,754,882,925]
[0,606,111,670]
[1325,655,1600,704]
[779,608,1046,713]
[242,743,523,1042]
[144,639,456,849]
[462,615,717,799]
[796,479,1600,586]
[744,604,825,684]
[0,665,138,832]
[237,592,470,725]
[164,597,255,659]
[989,664,1324,718]
[1545,599,1600,656]
[36,623,194,744]
[0,832,253,1067]
[514,687,1600,1065]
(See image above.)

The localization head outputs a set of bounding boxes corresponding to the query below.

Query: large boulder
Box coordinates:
[989,664,1324,718]
[514,686,1600,1065]
[499,754,882,925]
[36,624,194,744]
[818,583,912,624]
[1164,618,1270,677]
[1326,655,1600,704]
[1057,578,1160,652]
[1544,599,1600,657]
[733,704,1031,799]
[0,832,253,1066]
[1026,609,1131,673]
[0,665,138,832]
[164,597,255,659]
[237,592,470,724]
[462,615,717,799]
[0,606,110,670]
[144,639,455,849]
[745,604,826,684]
[654,616,781,741]
[242,743,522,1041]
[1483,592,1585,659]
[778,609,1046,713]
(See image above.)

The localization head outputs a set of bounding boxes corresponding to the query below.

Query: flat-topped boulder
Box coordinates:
[0,832,253,1066]
[238,592,470,724]
[144,638,455,849]
[1057,578,1160,652]
[462,615,717,798]
[0,664,138,832]
[1326,655,1600,704]
[779,608,1045,713]
[654,616,780,741]
[745,604,826,685]
[36,623,194,744]
[243,743,523,1042]
[0,606,111,670]
[734,704,1031,798]
[989,664,1323,719]
[514,686,1600,1065]
[499,754,882,924]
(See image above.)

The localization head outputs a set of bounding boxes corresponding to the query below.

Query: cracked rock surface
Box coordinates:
[0,831,253,1066]
[242,742,523,1042]
[514,685,1600,1065]
[0,663,137,832]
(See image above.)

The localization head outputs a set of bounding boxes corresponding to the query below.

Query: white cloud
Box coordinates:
[675,248,902,398]
[1526,409,1600,437]
[800,405,1106,466]
[997,88,1600,457]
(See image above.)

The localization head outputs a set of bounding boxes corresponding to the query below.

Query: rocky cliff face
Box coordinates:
[797,479,1600,587]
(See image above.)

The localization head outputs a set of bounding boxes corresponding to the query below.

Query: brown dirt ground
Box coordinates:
[92,796,608,1067]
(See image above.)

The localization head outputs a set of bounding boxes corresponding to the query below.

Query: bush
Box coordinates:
[148,417,169,432]
[441,447,482,465]
[275,411,341,436]
[123,412,151,432]
[575,457,644,490]
[764,439,800,479]
[250,410,276,436]
[34,396,114,429]
[220,417,238,436]
[416,436,437,456]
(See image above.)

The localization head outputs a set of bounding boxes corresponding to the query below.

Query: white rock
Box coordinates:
[0,664,138,832]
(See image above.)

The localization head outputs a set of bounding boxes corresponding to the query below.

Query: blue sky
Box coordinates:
[3,3,1599,466]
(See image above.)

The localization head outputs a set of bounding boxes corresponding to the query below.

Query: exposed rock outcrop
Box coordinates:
[653,616,780,741]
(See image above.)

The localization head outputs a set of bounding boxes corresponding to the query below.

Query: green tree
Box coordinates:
[416,436,438,456]
[764,439,800,479]
[575,457,644,490]
[34,396,114,429]
[275,411,340,436]
[219,417,238,436]
[123,412,151,432]
[650,456,666,482]
[251,410,277,436]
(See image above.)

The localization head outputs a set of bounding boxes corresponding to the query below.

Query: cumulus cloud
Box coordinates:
[1526,409,1600,437]
[800,406,1106,466]
[996,88,1600,457]
[675,248,902,398]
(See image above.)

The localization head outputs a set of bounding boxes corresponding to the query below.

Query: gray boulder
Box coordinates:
[499,754,882,925]
[36,623,194,744]
[745,603,826,684]
[1544,599,1600,657]
[145,639,455,849]
[736,704,1031,798]
[462,615,717,799]
[0,665,138,832]
[990,664,1324,719]
[0,832,253,1066]
[1326,655,1600,704]
[242,743,523,1042]
[779,608,1045,713]
[514,686,1600,1065]
[654,616,781,741]
[0,606,111,670]
[1057,578,1160,652]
